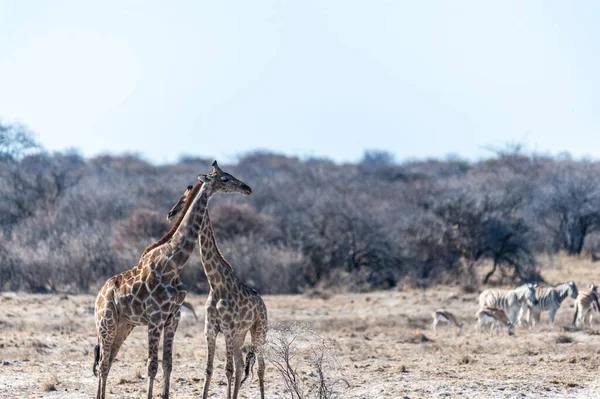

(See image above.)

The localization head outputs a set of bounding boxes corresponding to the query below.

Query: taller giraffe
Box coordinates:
[93,162,252,399]
[166,161,268,399]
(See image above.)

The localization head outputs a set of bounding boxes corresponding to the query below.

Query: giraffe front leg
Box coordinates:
[162,310,181,399]
[224,335,235,399]
[146,324,162,399]
[202,324,217,399]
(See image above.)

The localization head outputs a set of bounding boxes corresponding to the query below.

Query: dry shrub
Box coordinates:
[457,355,472,365]
[267,322,346,399]
[398,330,432,344]
[554,335,574,344]
[220,236,308,294]
[1,209,120,292]
[113,206,169,253]
[39,375,59,392]
[211,202,271,239]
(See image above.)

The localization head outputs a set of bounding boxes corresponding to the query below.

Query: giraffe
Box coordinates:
[166,161,268,399]
[92,161,252,399]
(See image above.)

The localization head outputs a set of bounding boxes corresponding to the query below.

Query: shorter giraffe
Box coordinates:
[167,163,268,399]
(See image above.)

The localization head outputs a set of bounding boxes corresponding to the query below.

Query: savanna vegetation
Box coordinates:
[1,120,600,294]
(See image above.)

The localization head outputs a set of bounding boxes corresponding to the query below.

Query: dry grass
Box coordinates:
[1,257,600,398]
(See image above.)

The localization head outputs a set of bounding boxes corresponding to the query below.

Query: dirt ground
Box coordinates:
[1,257,600,398]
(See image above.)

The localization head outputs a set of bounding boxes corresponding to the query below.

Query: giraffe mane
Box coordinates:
[140,181,203,257]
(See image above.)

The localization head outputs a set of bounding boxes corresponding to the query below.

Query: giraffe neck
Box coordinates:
[161,184,210,276]
[198,208,237,292]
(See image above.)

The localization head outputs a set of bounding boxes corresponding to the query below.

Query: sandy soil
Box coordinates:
[1,260,600,398]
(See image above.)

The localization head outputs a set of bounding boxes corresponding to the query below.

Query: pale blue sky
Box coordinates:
[0,1,599,164]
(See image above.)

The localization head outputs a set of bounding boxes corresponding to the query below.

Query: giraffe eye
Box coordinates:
[220,176,229,182]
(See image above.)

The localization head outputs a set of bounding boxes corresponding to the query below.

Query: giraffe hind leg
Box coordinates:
[257,352,265,399]
[232,337,245,399]
[109,324,134,368]
[96,306,119,399]
[248,320,267,399]
[96,331,115,399]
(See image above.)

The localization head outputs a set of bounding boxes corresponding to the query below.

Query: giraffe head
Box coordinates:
[166,161,251,222]
[198,160,252,196]
[167,185,193,221]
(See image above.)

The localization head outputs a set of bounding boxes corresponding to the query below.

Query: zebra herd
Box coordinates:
[432,281,600,336]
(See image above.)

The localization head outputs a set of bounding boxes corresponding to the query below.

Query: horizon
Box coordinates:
[1,1,599,165]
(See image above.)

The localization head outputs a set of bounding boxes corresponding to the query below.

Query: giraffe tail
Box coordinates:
[93,342,100,377]
[240,351,256,386]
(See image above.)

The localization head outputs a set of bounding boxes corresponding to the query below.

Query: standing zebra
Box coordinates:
[478,283,538,325]
[573,284,600,327]
[520,281,578,326]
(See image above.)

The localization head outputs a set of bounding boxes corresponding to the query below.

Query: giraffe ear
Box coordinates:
[198,174,210,183]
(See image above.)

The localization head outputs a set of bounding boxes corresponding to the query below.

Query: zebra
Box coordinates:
[476,306,515,336]
[519,281,578,326]
[573,284,600,327]
[431,310,463,335]
[478,283,538,325]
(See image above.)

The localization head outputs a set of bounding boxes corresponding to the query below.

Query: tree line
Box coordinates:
[1,121,599,294]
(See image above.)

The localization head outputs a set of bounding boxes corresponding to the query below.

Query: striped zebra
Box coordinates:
[520,281,578,326]
[573,284,600,327]
[478,283,538,324]
[476,306,515,336]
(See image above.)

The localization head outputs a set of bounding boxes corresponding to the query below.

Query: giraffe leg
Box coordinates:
[161,310,181,399]
[108,324,134,370]
[146,324,162,399]
[202,324,218,399]
[231,334,247,399]
[250,322,267,399]
[96,312,117,399]
[224,334,235,399]
[257,352,265,399]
